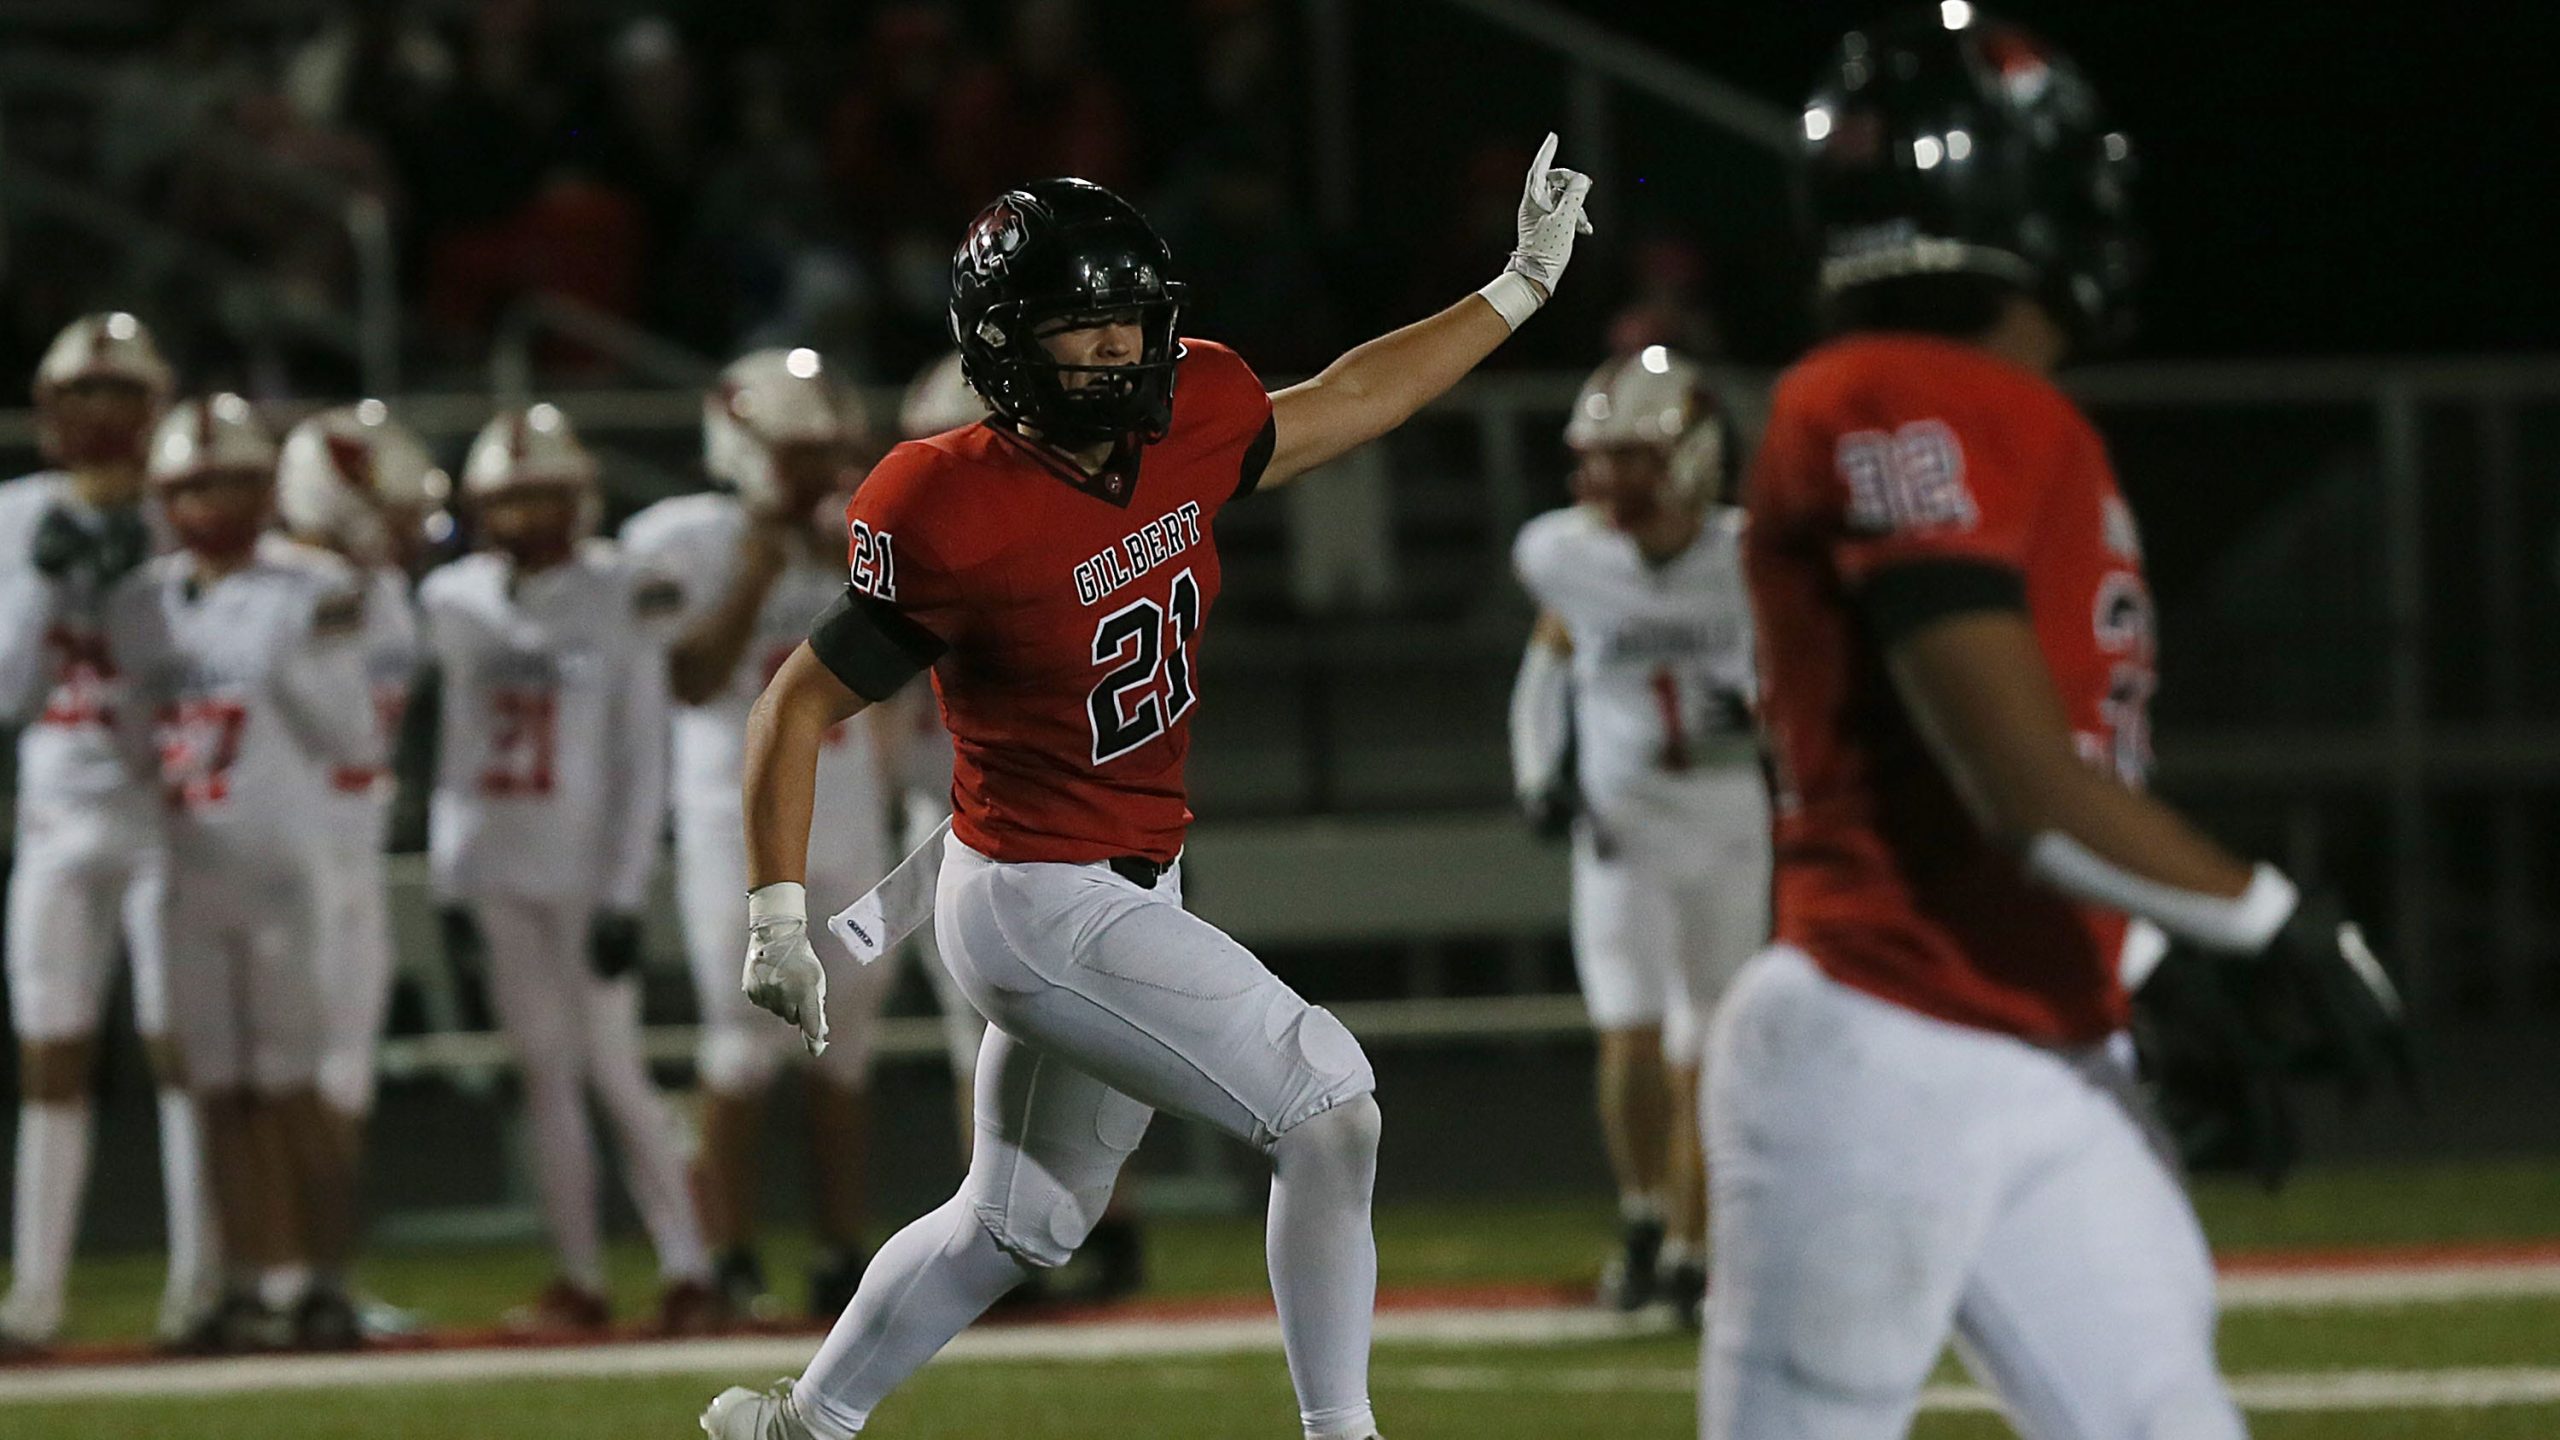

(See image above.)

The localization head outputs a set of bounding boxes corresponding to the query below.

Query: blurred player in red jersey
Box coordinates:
[1705,14,2409,1440]
[702,141,1593,1440]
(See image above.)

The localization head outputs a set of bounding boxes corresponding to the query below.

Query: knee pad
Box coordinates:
[1274,1091,1382,1177]
[964,1089,1151,1270]
[700,1021,784,1093]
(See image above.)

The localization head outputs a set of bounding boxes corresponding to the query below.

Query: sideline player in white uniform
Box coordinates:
[0,313,217,1350]
[1509,346,1767,1326]
[621,348,895,1321]
[109,395,384,1350]
[422,405,718,1335]
[1708,17,2406,1438]
[273,403,442,1322]
[704,144,1592,1440]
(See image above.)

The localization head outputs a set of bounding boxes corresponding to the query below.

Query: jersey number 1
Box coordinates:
[480,687,558,796]
[1087,568,1200,765]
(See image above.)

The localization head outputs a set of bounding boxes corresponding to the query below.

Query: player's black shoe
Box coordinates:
[1601,1217,1665,1312]
[717,1247,776,1323]
[807,1248,867,1320]
[173,1291,281,1354]
[1662,1259,1707,1331]
[292,1287,363,1351]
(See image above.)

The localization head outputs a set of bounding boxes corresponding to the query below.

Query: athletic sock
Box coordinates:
[2,1100,94,1338]
[794,1195,1033,1438]
[1619,1190,1664,1226]
[1267,1098,1383,1440]
[155,1089,216,1322]
[260,1264,313,1311]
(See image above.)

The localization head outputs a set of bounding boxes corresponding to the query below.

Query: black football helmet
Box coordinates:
[948,178,1187,446]
[1804,9,2141,346]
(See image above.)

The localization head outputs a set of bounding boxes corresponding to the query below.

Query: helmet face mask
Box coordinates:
[949,180,1187,448]
[471,484,587,570]
[161,470,274,562]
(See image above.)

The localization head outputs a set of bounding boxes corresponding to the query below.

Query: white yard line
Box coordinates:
[1383,1363,2560,1414]
[6,1259,2560,1407]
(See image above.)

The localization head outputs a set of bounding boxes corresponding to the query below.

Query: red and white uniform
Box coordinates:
[831,341,1372,1259]
[421,542,670,914]
[419,540,707,1285]
[1705,334,2225,1440]
[0,472,170,1043]
[106,536,380,1093]
[1513,504,1768,1063]
[308,564,417,1114]
[620,494,898,1087]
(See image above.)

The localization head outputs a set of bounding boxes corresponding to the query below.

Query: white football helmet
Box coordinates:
[899,350,990,438]
[463,403,601,549]
[1562,344,1728,511]
[277,401,451,564]
[35,312,176,467]
[703,347,868,513]
[147,394,277,486]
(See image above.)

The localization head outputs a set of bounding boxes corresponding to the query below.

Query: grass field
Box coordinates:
[7,1158,2560,1437]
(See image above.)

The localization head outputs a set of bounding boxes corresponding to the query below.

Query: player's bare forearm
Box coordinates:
[1262,294,1521,489]
[668,534,787,705]
[1887,610,2254,898]
[743,641,867,889]
[1531,609,1573,654]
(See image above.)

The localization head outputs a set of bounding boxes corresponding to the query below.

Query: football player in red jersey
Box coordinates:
[1705,15,2408,1440]
[701,141,1591,1440]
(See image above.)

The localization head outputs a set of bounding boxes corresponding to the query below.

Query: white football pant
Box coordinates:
[1700,946,2245,1440]
[792,837,1381,1440]
[473,894,709,1288]
[311,843,396,1116]
[1569,809,1769,1065]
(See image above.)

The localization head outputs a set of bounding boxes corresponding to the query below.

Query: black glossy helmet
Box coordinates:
[1804,8,2141,346]
[948,178,1187,446]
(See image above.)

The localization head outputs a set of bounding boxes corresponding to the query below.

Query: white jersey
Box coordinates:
[103,534,381,865]
[618,492,883,837]
[0,471,159,810]
[421,542,675,910]
[307,566,417,851]
[1513,505,1760,836]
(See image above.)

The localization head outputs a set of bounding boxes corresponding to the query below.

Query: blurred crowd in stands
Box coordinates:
[0,0,1733,397]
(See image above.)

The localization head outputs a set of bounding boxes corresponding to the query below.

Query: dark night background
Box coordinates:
[1562,0,2558,358]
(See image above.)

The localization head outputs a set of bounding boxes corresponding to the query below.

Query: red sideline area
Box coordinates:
[0,1282,1588,1372]
[9,1242,2560,1372]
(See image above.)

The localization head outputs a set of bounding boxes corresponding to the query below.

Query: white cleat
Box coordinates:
[701,1379,821,1440]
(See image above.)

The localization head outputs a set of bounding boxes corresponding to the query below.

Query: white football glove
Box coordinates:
[1479,133,1595,330]
[742,883,829,1056]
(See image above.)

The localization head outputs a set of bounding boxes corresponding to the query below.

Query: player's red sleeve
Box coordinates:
[1823,401,2047,587]
[842,441,972,647]
[1174,340,1278,507]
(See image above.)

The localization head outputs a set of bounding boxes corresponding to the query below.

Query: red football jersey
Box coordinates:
[844,340,1274,864]
[1745,333,2155,1044]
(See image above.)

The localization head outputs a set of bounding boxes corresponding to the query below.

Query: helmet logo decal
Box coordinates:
[324,432,375,492]
[964,200,1031,275]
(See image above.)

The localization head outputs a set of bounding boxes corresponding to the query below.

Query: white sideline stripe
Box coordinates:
[0,1307,1657,1405]
[9,1262,2560,1408]
[2221,1261,2560,1309]
[1387,1364,2560,1414]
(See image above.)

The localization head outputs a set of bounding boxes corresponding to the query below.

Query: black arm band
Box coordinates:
[808,586,948,702]
[1858,559,2028,646]
[1232,415,1277,501]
